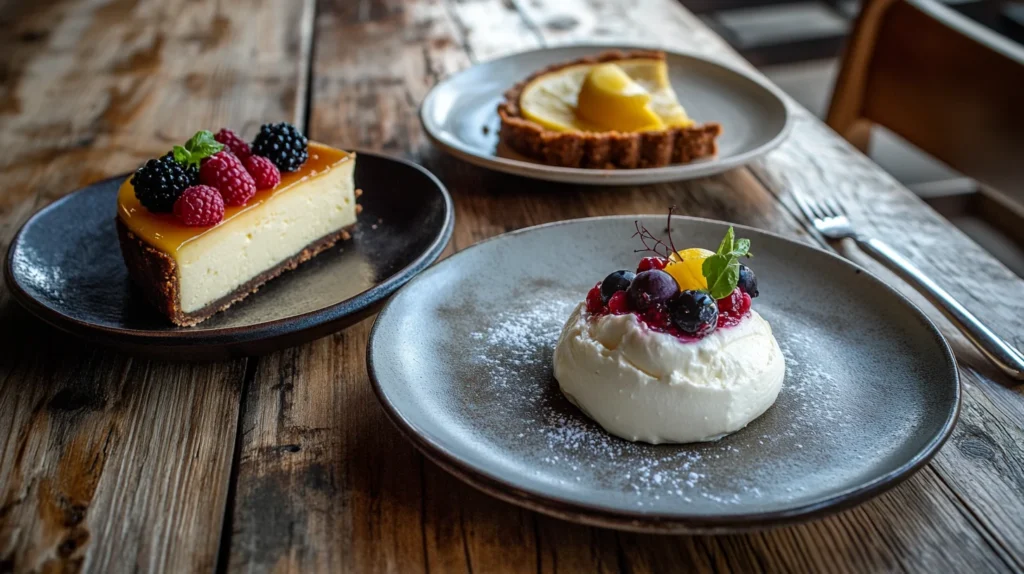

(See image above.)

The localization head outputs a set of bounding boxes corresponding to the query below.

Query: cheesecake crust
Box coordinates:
[497,50,723,169]
[116,218,353,327]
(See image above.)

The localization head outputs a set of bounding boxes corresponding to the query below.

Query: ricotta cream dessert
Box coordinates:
[553,304,784,444]
[552,223,785,444]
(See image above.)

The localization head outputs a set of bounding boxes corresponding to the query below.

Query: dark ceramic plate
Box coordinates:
[368,216,960,533]
[5,152,453,360]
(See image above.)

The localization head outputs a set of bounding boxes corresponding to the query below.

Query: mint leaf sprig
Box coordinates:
[701,226,753,299]
[172,130,224,170]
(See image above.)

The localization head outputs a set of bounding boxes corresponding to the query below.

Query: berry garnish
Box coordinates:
[214,128,251,161]
[738,264,758,298]
[667,290,719,336]
[716,288,752,329]
[600,270,635,302]
[251,122,308,172]
[582,212,761,341]
[586,284,604,314]
[641,304,673,331]
[131,153,198,213]
[636,257,666,272]
[716,288,745,315]
[739,291,752,315]
[607,291,630,315]
[244,155,281,190]
[173,185,224,226]
[627,269,678,311]
[200,151,257,206]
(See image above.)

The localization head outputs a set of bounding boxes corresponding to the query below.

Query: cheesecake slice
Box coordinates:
[117,142,358,326]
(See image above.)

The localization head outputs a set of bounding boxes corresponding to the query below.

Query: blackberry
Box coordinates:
[130,153,198,213]
[251,122,308,172]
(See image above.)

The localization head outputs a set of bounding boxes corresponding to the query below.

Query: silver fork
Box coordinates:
[793,193,1024,380]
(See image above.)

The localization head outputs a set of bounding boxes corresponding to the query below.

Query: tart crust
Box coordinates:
[116,218,353,327]
[497,50,723,169]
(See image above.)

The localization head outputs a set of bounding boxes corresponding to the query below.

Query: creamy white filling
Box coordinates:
[552,302,785,444]
[176,160,356,313]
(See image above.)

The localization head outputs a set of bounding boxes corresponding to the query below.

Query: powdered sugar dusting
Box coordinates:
[452,284,887,510]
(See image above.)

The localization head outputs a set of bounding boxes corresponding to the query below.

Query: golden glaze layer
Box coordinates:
[117,142,353,254]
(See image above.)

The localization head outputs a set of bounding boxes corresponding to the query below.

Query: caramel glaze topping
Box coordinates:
[117,142,353,255]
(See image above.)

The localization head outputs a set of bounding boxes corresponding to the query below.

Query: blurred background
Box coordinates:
[686,0,1024,277]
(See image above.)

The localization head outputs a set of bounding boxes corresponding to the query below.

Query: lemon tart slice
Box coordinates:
[498,50,722,169]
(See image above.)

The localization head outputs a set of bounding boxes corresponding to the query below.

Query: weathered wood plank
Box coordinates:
[226,1,466,572]
[0,0,314,571]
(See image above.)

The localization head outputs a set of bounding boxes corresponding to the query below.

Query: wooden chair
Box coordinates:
[827,0,1024,203]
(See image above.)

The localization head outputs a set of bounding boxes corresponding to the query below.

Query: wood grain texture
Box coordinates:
[223,1,1024,573]
[0,0,313,571]
[225,1,465,571]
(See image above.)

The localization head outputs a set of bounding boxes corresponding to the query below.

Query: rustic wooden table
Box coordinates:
[2,0,1023,572]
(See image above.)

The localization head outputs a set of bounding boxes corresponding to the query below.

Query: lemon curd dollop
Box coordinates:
[519,58,695,134]
[664,247,715,292]
[576,63,665,132]
[117,143,352,255]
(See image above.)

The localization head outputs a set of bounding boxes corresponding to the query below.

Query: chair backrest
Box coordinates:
[827,0,1024,201]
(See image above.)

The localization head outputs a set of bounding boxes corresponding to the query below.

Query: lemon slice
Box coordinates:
[519,58,694,133]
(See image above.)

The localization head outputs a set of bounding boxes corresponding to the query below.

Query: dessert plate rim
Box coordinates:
[4,150,454,359]
[367,215,961,533]
[420,44,793,185]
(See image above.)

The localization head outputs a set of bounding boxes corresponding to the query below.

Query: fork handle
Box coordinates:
[857,236,1024,380]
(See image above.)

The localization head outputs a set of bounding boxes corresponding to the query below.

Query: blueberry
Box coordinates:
[667,290,719,336]
[627,269,679,310]
[600,270,635,302]
[738,264,758,298]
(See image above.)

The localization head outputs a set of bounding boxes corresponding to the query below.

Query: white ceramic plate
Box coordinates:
[420,45,792,185]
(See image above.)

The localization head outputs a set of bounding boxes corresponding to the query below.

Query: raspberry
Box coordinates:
[244,155,281,190]
[739,292,752,315]
[214,128,251,161]
[637,257,666,272]
[641,304,672,331]
[200,151,256,206]
[251,122,308,172]
[174,185,224,226]
[586,284,604,314]
[608,291,630,315]
[717,288,744,315]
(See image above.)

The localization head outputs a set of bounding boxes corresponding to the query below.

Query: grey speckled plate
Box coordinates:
[368,216,960,533]
[420,45,791,185]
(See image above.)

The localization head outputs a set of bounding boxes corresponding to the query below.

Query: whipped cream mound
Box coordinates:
[552,302,785,444]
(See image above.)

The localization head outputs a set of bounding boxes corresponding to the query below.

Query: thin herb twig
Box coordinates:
[632,220,673,259]
[632,208,683,261]
[665,206,679,257]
